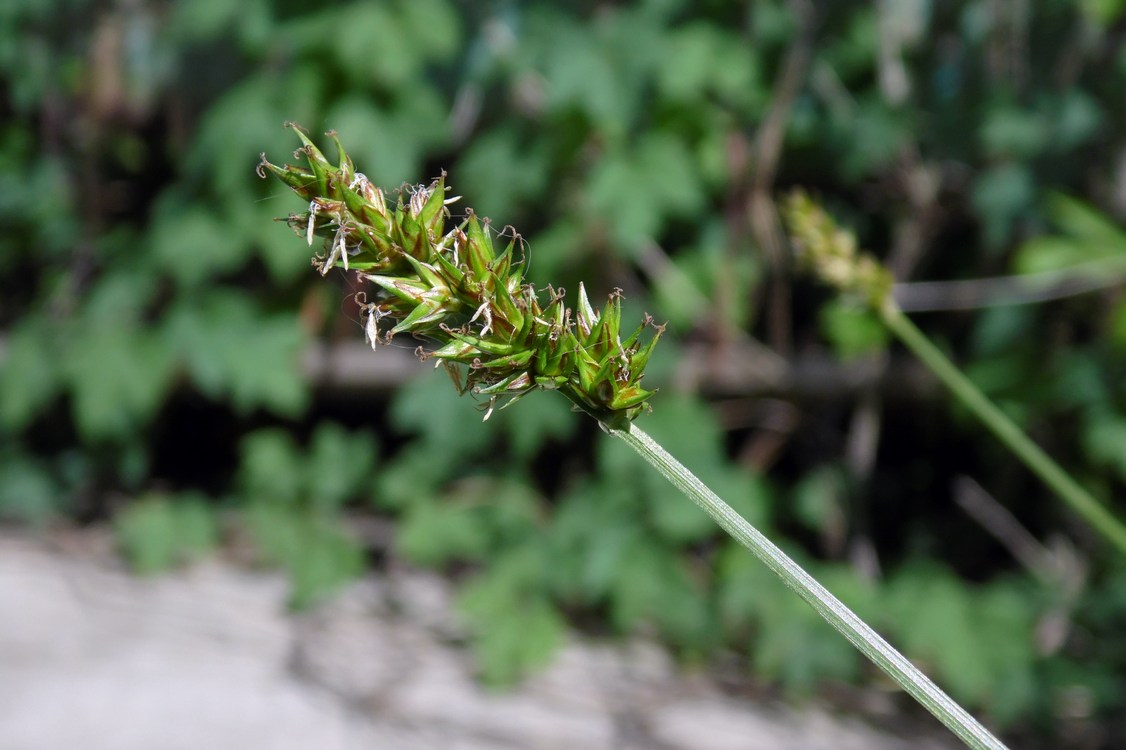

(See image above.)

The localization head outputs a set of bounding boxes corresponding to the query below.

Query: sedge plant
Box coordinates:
[783,192,1126,557]
[260,124,1009,750]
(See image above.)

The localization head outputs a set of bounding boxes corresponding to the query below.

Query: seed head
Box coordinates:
[783,190,894,312]
[260,124,663,427]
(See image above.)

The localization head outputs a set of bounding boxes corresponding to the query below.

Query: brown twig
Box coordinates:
[747,0,816,357]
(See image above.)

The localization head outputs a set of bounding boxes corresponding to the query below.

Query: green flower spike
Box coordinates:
[783,190,894,313]
[259,124,663,428]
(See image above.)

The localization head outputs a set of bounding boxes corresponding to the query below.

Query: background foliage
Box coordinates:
[3,1,1126,746]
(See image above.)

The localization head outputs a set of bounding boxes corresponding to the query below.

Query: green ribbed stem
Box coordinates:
[880,303,1126,556]
[610,422,1008,750]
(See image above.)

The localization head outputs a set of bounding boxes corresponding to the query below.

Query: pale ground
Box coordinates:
[0,530,956,750]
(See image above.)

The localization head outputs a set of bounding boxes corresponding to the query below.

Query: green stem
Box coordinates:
[610,422,1008,750]
[880,303,1126,556]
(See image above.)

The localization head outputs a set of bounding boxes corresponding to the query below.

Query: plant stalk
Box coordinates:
[880,303,1126,556]
[610,422,1009,750]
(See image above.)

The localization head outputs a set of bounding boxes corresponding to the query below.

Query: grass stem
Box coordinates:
[880,303,1126,556]
[611,422,1009,750]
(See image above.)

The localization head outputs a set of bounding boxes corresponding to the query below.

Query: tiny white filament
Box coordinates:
[469,301,493,337]
[306,200,319,246]
[363,306,382,350]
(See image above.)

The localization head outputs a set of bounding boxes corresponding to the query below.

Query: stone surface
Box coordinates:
[0,531,956,750]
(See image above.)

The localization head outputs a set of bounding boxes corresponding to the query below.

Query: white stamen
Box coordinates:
[409,184,434,217]
[320,247,338,275]
[332,226,349,271]
[306,200,319,246]
[469,301,493,337]
[363,305,385,350]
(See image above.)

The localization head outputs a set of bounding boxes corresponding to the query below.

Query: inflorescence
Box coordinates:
[259,123,663,427]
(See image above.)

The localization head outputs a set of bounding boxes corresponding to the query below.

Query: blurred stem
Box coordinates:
[880,303,1126,556]
[611,422,1008,750]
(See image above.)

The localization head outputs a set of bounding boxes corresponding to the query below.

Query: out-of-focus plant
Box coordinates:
[785,191,1126,556]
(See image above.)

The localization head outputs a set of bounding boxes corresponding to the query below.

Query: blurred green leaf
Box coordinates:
[165,291,307,416]
[1049,90,1102,152]
[750,0,797,46]
[66,326,175,442]
[655,23,718,101]
[716,539,780,633]
[465,477,542,543]
[397,497,492,566]
[885,563,1036,708]
[1109,297,1126,349]
[608,535,715,650]
[285,523,365,609]
[0,451,60,524]
[792,464,847,533]
[832,98,910,179]
[0,317,63,431]
[0,151,76,260]
[981,106,1048,159]
[632,394,725,475]
[753,579,860,693]
[248,197,312,282]
[585,153,651,246]
[371,444,448,511]
[1083,416,1126,481]
[719,543,861,692]
[818,298,889,360]
[390,369,501,456]
[115,493,217,575]
[972,162,1035,248]
[656,23,763,113]
[823,7,878,81]
[546,477,641,602]
[1049,351,1108,411]
[336,5,411,87]
[239,428,302,506]
[458,544,563,684]
[1045,192,1126,248]
[306,422,378,512]
[1080,0,1126,27]
[330,0,459,90]
[538,20,629,129]
[398,477,540,565]
[586,133,704,251]
[398,0,460,62]
[493,391,577,461]
[457,128,550,221]
[1013,194,1126,277]
[167,0,261,42]
[1012,237,1093,276]
[151,202,249,287]
[611,394,764,544]
[607,534,674,629]
[968,305,1033,357]
[244,500,364,609]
